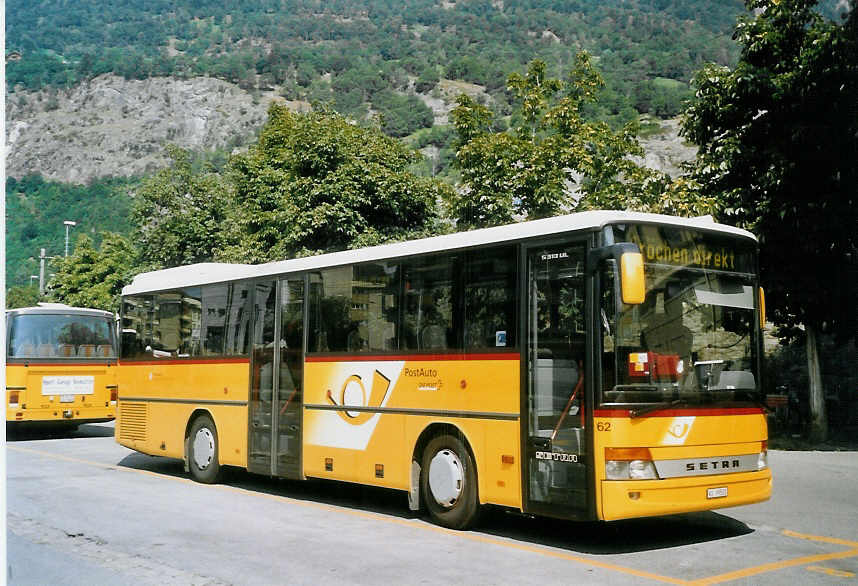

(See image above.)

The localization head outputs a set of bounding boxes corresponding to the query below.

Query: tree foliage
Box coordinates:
[6,285,41,309]
[681,0,858,441]
[682,0,857,341]
[5,175,134,288]
[50,232,137,311]
[132,145,231,269]
[449,54,717,229]
[223,103,452,262]
[7,0,749,122]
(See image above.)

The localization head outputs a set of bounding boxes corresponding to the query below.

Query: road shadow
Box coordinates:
[117,452,188,478]
[478,507,753,554]
[7,421,116,441]
[116,454,416,518]
[114,454,753,554]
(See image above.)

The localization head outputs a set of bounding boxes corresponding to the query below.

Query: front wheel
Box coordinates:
[421,434,480,530]
[188,414,221,484]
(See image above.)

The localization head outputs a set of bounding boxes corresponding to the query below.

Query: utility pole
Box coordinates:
[39,248,46,295]
[64,220,77,257]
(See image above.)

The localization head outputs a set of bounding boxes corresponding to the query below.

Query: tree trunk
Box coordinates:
[806,324,828,443]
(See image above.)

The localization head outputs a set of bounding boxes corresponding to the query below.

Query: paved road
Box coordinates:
[6,423,858,585]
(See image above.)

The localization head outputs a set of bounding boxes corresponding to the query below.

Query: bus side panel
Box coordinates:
[6,363,116,424]
[302,357,521,509]
[402,417,521,509]
[593,412,771,520]
[116,360,249,467]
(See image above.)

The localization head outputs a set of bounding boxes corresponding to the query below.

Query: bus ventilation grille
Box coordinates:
[119,402,148,442]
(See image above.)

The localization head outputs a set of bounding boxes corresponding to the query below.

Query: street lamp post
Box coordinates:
[63,220,77,257]
[39,248,46,295]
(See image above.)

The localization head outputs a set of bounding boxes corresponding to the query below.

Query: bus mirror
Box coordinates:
[620,253,645,305]
[121,329,138,358]
[759,287,766,330]
[587,242,645,304]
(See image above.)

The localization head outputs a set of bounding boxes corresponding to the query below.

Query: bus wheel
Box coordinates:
[188,414,221,484]
[421,434,480,530]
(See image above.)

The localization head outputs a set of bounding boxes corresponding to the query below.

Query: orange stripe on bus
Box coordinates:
[306,352,520,363]
[593,408,764,417]
[118,357,250,366]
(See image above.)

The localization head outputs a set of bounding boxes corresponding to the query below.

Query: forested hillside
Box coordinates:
[5,0,753,288]
[5,0,846,289]
[7,0,747,121]
[5,176,135,288]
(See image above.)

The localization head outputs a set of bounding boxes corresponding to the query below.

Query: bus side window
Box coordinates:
[463,246,517,351]
[402,253,455,352]
[122,295,154,359]
[201,284,229,356]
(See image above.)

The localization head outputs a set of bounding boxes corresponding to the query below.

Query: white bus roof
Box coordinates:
[6,305,115,318]
[122,211,756,296]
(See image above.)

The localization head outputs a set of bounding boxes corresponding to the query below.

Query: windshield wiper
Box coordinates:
[630,399,685,419]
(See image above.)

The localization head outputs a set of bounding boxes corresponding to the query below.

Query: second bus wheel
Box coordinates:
[420,434,480,530]
[188,414,222,484]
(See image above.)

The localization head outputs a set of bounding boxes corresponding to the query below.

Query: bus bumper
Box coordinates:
[6,405,116,425]
[600,469,772,521]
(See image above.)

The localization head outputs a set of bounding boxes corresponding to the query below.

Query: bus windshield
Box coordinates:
[8,313,117,359]
[600,224,760,409]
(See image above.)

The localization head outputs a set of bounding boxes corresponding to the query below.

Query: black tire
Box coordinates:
[188,414,221,484]
[420,434,480,530]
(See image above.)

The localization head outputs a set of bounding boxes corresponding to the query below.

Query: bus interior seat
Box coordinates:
[711,370,755,390]
[36,343,56,357]
[57,344,76,357]
[420,324,447,350]
[14,343,36,357]
[346,329,368,352]
[78,344,97,357]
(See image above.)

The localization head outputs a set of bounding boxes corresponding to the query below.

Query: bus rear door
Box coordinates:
[248,278,305,479]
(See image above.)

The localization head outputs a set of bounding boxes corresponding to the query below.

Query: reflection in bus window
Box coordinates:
[601,226,759,406]
[402,254,454,351]
[464,246,517,351]
[311,263,399,353]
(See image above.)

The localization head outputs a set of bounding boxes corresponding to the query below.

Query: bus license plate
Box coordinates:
[60,394,75,403]
[707,487,728,499]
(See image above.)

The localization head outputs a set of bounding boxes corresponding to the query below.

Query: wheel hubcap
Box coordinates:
[428,449,463,508]
[192,427,215,470]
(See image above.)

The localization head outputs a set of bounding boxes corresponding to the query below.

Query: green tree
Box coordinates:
[223,103,451,262]
[415,66,440,93]
[50,232,137,312]
[6,285,40,309]
[681,0,858,442]
[132,145,231,269]
[449,55,717,229]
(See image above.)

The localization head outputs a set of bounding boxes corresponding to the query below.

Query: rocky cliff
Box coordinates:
[5,75,301,184]
[5,75,694,185]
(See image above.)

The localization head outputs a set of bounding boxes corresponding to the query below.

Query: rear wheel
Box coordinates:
[188,414,221,484]
[420,434,480,530]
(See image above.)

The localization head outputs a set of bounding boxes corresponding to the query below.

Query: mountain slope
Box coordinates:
[6,75,290,183]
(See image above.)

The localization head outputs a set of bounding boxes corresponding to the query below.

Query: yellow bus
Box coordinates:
[116,211,770,528]
[6,304,118,428]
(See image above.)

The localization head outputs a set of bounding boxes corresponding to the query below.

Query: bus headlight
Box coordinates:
[605,448,658,480]
[758,440,768,470]
[605,460,629,480]
[629,460,658,479]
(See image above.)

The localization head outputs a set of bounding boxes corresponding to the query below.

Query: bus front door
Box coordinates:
[248,278,304,479]
[524,243,589,517]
